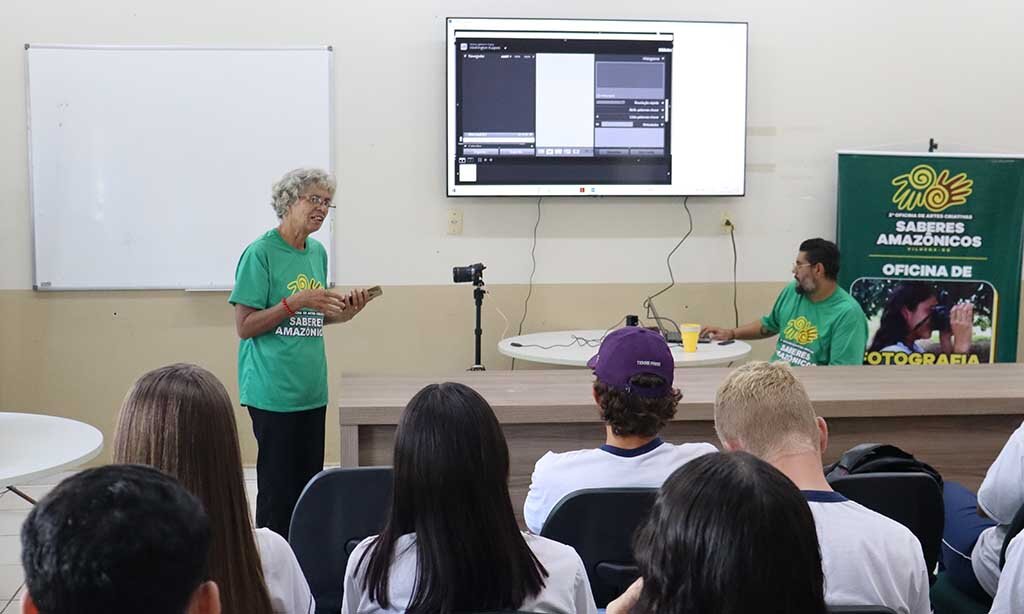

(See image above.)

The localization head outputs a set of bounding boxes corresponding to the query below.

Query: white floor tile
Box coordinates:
[0,565,23,602]
[0,513,27,538]
[0,539,20,567]
[0,488,49,512]
[7,585,26,613]
[3,594,24,614]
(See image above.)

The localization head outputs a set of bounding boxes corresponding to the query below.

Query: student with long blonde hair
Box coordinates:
[113,363,313,614]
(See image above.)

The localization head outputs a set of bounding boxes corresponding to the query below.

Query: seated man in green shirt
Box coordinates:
[702,238,868,366]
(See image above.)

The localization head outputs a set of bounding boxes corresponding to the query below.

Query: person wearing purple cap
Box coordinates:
[523,327,717,534]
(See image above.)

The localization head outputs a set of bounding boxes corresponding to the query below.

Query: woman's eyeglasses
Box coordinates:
[301,194,335,209]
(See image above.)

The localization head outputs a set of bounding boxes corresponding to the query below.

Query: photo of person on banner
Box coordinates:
[853,279,993,365]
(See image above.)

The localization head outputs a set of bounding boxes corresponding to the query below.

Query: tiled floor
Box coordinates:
[0,466,262,613]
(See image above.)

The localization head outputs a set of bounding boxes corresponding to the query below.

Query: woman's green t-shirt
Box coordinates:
[229,229,329,411]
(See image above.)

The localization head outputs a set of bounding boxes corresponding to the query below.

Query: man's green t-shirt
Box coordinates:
[760,281,868,366]
[228,229,329,411]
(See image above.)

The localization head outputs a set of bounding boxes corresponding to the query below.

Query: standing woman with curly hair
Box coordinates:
[523,327,717,534]
[229,168,374,538]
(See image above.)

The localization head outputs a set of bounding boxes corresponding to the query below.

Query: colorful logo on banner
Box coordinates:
[838,153,1024,365]
[891,164,974,213]
[783,317,819,345]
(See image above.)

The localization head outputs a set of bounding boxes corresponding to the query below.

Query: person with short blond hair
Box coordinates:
[713,360,819,459]
[714,361,931,614]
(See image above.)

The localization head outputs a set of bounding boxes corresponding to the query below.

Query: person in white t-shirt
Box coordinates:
[342,382,596,614]
[113,364,314,614]
[941,419,1024,601]
[990,531,1024,614]
[606,451,829,614]
[713,361,931,614]
[523,326,717,534]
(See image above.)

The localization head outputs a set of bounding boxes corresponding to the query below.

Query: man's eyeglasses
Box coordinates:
[301,194,335,209]
[792,262,814,272]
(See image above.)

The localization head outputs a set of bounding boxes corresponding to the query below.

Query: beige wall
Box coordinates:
[0,282,784,464]
[6,281,1024,465]
[5,1,1024,466]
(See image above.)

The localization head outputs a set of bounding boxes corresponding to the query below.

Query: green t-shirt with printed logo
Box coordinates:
[229,229,329,411]
[760,281,868,366]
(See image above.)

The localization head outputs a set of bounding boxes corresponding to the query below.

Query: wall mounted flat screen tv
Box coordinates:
[446,18,748,197]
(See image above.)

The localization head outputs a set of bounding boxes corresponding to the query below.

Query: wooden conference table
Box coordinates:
[339,364,1024,523]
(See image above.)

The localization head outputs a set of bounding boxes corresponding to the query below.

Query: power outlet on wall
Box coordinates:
[721,212,735,234]
[447,207,464,235]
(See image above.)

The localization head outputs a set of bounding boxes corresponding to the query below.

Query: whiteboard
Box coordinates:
[26,45,334,290]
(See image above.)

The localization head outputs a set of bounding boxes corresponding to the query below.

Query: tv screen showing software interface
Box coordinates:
[446,18,748,197]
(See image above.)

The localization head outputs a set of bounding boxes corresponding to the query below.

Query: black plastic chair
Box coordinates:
[827,472,944,583]
[999,501,1024,569]
[288,466,393,614]
[828,607,898,613]
[539,487,657,608]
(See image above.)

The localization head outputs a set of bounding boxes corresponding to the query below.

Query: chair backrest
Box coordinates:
[827,472,944,580]
[539,487,657,608]
[999,502,1024,569]
[828,607,898,613]
[288,466,393,614]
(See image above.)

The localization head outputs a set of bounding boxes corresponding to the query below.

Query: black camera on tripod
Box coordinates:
[452,263,487,370]
[453,262,486,286]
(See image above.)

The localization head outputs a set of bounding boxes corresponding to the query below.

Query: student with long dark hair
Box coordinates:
[342,382,596,614]
[868,281,973,354]
[607,451,827,614]
[113,364,314,614]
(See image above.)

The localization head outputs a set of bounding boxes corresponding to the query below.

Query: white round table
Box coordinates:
[0,412,104,503]
[498,329,752,367]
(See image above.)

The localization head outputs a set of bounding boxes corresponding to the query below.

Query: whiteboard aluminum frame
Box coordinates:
[25,44,41,290]
[25,43,336,291]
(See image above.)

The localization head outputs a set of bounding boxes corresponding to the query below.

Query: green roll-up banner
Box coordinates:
[837,152,1024,365]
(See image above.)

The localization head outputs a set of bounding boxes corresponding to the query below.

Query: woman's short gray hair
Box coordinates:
[271,168,337,219]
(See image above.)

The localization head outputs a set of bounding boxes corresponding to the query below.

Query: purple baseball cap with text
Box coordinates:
[587,327,675,397]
